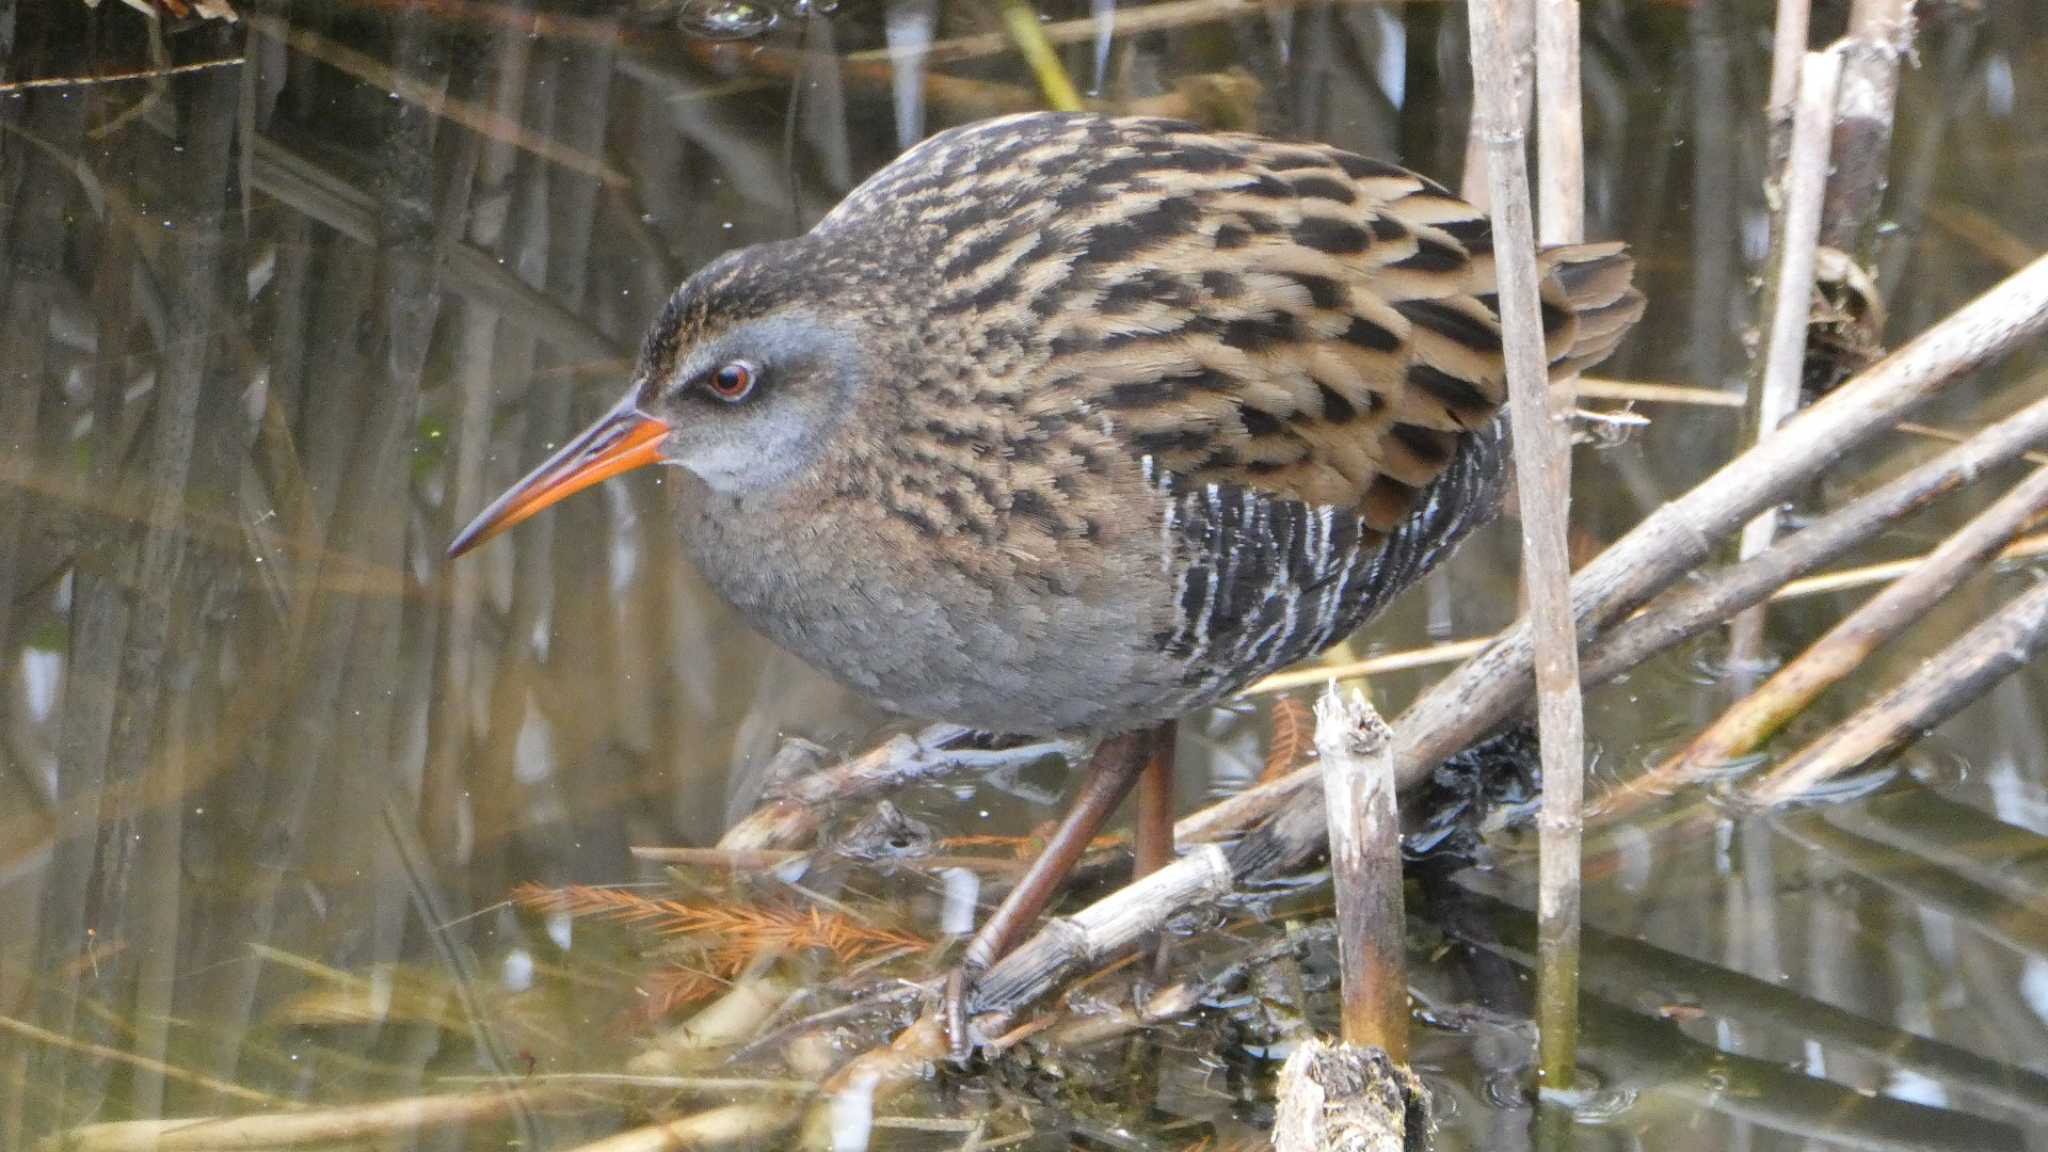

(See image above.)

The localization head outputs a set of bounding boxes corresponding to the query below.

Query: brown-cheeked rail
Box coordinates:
[449,111,1644,1053]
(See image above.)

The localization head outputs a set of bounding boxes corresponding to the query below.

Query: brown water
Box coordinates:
[2,1,2046,1149]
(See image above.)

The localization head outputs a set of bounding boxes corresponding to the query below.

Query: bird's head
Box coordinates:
[448,244,873,558]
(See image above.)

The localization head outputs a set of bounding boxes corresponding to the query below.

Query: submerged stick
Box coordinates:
[1315,685,1407,1060]
[1746,578,2048,806]
[1678,463,2048,774]
[555,1103,791,1152]
[47,1089,570,1152]
[1731,48,1842,660]
[717,727,1079,852]
[1466,0,1588,1092]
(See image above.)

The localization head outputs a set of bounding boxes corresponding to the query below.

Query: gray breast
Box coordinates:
[672,473,1184,737]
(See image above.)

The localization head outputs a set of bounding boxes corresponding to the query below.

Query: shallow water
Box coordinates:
[1,1,2046,1149]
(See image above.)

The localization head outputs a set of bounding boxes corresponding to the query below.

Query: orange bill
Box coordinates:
[447,396,671,559]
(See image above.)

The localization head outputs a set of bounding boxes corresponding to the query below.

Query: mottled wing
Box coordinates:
[829,112,1555,532]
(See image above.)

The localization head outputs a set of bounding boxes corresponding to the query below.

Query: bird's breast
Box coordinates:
[671,467,1190,736]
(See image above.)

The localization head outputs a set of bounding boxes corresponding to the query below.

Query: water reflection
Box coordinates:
[0,0,2044,1149]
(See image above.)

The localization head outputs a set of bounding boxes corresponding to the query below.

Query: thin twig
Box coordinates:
[47,1089,571,1152]
[0,1014,288,1110]
[0,56,244,93]
[1576,375,2048,465]
[718,727,1079,852]
[628,844,1031,876]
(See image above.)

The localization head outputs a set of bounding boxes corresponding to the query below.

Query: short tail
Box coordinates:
[1538,240,1645,377]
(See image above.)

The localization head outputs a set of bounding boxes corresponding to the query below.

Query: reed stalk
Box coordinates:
[1465,0,1589,1093]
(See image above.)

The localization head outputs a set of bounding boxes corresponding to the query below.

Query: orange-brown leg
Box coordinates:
[1134,722,1177,981]
[1134,722,1177,880]
[959,730,1149,974]
[948,726,1163,1053]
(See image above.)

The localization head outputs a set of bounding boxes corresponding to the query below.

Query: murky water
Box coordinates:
[1,1,2045,1149]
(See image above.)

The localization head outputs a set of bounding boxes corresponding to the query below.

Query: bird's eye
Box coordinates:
[708,360,757,402]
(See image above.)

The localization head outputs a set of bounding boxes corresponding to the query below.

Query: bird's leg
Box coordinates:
[947,728,1155,1053]
[1133,722,1177,879]
[959,730,1150,973]
[1134,722,1178,982]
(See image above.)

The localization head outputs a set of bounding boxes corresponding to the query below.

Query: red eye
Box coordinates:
[709,361,756,401]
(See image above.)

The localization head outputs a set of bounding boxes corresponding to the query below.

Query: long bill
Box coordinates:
[447,394,671,559]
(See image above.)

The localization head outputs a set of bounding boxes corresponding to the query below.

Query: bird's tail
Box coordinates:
[1538,241,1645,378]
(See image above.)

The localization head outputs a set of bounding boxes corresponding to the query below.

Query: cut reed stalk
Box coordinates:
[1466,0,1589,1092]
[1315,685,1408,1060]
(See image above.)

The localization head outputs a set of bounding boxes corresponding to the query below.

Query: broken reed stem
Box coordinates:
[1746,577,2048,805]
[1466,0,1587,1093]
[1315,684,1408,1061]
[968,844,1240,1016]
[1821,0,1914,254]
[1674,463,2048,774]
[1731,48,1843,661]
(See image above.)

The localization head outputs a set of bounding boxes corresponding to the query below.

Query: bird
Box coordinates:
[449,111,1643,1044]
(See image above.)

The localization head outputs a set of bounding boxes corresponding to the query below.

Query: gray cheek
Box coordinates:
[682,413,815,493]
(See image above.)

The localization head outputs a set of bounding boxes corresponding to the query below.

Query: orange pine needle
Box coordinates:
[511,883,926,963]
[1261,695,1312,783]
